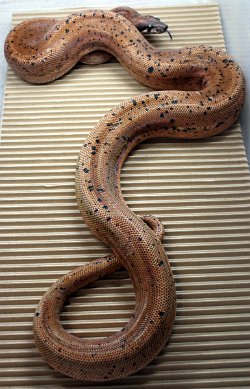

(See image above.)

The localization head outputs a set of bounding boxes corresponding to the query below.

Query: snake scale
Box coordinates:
[4,6,245,382]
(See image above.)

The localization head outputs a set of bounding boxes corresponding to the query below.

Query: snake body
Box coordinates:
[4,8,245,382]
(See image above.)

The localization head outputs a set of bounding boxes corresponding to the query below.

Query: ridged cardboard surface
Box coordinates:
[0,4,250,388]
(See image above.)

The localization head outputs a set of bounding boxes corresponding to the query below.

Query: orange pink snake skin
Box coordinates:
[4,6,245,382]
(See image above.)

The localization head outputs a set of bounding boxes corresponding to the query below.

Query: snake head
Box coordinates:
[112,6,172,39]
[137,16,172,39]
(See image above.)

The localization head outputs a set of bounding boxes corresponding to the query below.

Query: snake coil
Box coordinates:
[4,8,245,382]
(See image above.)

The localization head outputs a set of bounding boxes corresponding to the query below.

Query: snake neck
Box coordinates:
[4,8,243,97]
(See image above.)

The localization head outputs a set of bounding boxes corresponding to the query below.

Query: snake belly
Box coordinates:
[4,9,245,382]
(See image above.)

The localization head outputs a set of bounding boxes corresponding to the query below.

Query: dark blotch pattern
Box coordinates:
[9,6,244,384]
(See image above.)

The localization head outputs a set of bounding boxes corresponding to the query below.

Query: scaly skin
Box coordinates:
[4,8,245,382]
[80,6,171,64]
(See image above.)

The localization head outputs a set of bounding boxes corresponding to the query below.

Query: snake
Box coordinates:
[4,7,245,383]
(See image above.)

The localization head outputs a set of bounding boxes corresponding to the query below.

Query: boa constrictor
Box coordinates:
[4,7,245,382]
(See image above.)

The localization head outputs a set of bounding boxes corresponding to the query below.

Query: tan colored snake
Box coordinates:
[4,7,245,382]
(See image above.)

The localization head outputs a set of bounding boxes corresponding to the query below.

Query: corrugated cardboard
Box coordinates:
[0,4,250,388]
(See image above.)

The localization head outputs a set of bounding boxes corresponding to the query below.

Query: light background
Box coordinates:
[0,3,250,387]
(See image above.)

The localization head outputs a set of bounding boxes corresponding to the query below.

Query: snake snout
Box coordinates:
[147,21,172,39]
[135,14,172,39]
